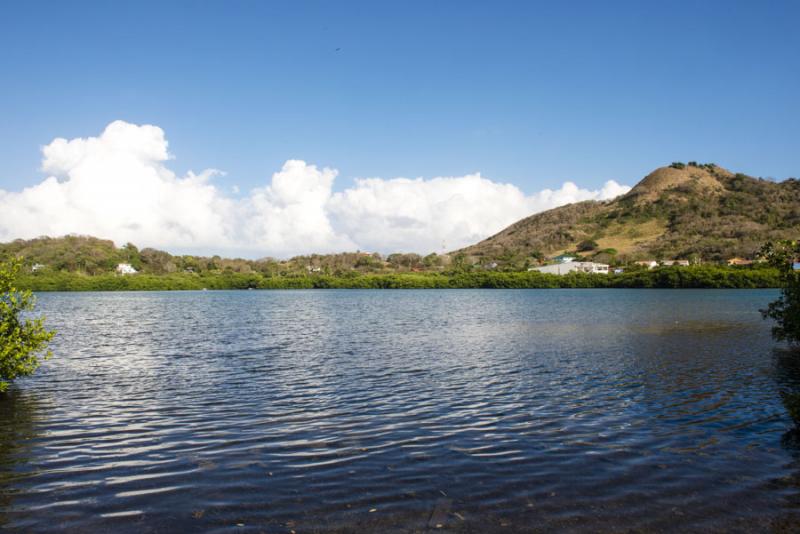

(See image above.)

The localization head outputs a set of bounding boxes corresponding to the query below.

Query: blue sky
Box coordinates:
[2,0,798,195]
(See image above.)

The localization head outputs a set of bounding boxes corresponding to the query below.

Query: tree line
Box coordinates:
[13,264,782,291]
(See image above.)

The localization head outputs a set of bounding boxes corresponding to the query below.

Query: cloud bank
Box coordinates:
[0,121,631,257]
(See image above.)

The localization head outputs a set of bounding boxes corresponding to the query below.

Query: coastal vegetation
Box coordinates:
[760,240,800,346]
[12,264,780,291]
[0,233,784,292]
[0,257,54,392]
[759,240,800,428]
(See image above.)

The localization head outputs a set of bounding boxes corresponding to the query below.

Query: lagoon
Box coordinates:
[1,289,799,532]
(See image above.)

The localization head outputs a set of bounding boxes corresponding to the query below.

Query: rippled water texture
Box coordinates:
[2,289,800,532]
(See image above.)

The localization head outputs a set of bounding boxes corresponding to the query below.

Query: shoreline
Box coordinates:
[17,266,781,291]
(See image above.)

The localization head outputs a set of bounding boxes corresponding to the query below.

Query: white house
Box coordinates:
[635,260,659,269]
[662,260,690,267]
[116,263,138,275]
[31,263,45,272]
[529,261,609,275]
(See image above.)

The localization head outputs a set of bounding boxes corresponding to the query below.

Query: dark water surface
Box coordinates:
[2,289,800,533]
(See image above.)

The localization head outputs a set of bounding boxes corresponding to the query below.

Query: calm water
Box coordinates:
[1,289,800,533]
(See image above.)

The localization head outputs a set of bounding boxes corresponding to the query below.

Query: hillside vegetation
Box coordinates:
[459,163,800,263]
[0,235,437,277]
[0,233,781,291]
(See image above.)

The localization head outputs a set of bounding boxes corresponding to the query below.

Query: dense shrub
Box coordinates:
[1,257,55,392]
[760,240,800,345]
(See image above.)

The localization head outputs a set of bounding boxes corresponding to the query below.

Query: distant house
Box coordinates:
[662,260,690,267]
[727,257,753,266]
[31,263,45,272]
[306,265,322,273]
[529,261,609,275]
[116,263,138,275]
[613,268,624,274]
[635,260,659,269]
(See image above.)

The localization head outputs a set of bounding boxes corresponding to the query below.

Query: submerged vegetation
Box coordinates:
[0,257,55,392]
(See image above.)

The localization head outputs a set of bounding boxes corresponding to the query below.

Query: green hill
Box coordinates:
[457,163,800,263]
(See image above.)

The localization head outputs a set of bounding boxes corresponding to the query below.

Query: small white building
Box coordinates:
[116,263,138,275]
[529,261,609,275]
[662,260,690,267]
[31,263,45,272]
[635,260,659,269]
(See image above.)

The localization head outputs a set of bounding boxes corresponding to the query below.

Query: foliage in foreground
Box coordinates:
[760,240,800,346]
[14,265,781,292]
[0,257,55,392]
[782,393,800,426]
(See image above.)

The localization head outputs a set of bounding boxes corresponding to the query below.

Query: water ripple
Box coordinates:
[1,289,799,532]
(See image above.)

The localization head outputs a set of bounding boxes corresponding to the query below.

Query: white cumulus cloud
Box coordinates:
[0,120,631,257]
[327,176,629,252]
